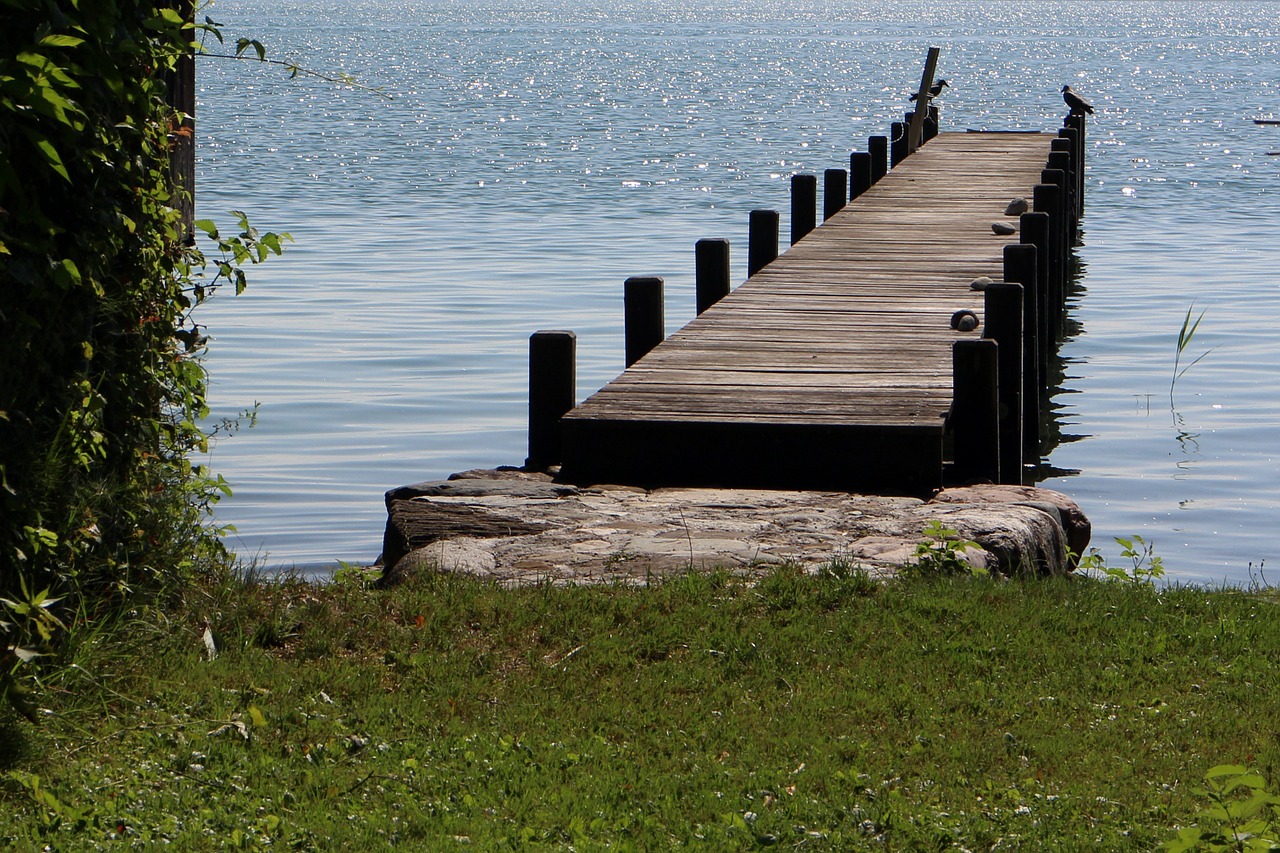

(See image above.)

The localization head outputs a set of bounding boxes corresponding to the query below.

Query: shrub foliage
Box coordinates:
[0,1,283,711]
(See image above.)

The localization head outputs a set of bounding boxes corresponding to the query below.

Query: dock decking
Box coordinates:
[554,130,1076,494]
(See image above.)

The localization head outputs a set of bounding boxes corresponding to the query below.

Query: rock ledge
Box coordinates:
[379,470,1090,586]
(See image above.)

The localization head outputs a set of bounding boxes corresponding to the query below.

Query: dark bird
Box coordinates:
[1062,85,1094,115]
[910,79,949,102]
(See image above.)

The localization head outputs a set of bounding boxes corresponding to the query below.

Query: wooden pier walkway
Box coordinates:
[535,121,1085,495]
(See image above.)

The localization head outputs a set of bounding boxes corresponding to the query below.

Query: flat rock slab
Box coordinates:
[380,469,1089,586]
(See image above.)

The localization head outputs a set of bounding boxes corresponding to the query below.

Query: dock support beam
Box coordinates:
[624,276,664,367]
[951,339,1000,484]
[983,282,1024,485]
[748,209,779,277]
[695,238,730,315]
[527,330,576,471]
[791,174,816,244]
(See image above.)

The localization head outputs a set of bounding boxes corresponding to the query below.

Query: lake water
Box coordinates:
[196,0,1280,584]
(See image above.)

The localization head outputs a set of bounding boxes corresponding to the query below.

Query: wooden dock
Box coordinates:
[535,119,1085,495]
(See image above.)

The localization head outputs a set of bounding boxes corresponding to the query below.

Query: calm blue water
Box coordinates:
[196,0,1280,584]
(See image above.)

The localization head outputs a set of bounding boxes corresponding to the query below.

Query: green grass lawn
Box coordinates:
[3,564,1280,850]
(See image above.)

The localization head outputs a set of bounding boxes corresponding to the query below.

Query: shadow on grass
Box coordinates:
[0,712,33,771]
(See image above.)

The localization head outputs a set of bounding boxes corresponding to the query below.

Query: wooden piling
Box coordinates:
[823,168,847,220]
[849,152,872,200]
[1057,126,1082,219]
[982,282,1024,485]
[695,238,731,315]
[1019,211,1052,354]
[790,174,817,245]
[925,105,940,142]
[868,136,888,182]
[748,209,779,277]
[624,276,664,368]
[890,121,908,167]
[951,339,1000,483]
[1033,181,1064,338]
[1066,115,1086,213]
[527,330,576,470]
[1003,243,1041,462]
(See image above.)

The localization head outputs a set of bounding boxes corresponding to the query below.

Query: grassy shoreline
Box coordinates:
[3,565,1279,849]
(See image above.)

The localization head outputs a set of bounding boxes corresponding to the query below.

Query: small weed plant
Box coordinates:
[1079,535,1167,584]
[1166,765,1280,852]
[904,520,985,578]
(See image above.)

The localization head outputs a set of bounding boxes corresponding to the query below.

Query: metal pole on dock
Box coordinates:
[695,238,731,315]
[791,174,817,245]
[983,282,1024,485]
[624,276,664,367]
[527,330,576,470]
[951,339,1000,483]
[849,152,872,200]
[748,209,779,277]
[823,168,847,220]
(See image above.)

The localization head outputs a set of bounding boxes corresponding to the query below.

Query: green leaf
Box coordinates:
[194,219,220,239]
[29,135,70,182]
[37,34,85,48]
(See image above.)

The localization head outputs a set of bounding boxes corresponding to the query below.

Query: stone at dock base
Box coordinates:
[378,470,1090,586]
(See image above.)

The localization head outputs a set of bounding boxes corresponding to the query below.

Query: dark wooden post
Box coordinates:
[748,209,779,277]
[868,136,888,183]
[1067,114,1086,213]
[1048,149,1075,239]
[1057,126,1082,219]
[790,174,817,245]
[983,282,1024,485]
[624,276,664,367]
[1034,180,1064,338]
[166,0,196,244]
[951,339,1000,483]
[1019,211,1052,357]
[907,46,941,152]
[823,168,847,220]
[925,105,940,142]
[890,121,908,167]
[695,238,730,315]
[1004,243,1041,461]
[849,152,872,200]
[527,330,576,470]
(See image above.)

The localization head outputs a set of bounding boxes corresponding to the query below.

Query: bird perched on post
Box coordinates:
[1062,85,1094,115]
[910,79,948,102]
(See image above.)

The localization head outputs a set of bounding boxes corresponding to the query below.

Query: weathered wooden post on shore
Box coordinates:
[624,276,665,367]
[527,330,576,470]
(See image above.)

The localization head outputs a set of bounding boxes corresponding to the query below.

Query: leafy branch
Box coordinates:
[197,18,393,99]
